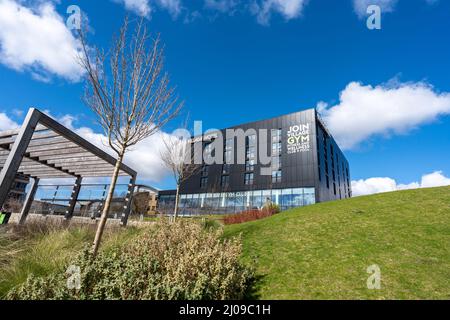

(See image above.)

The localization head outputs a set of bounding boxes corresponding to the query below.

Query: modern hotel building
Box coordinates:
[159,108,351,215]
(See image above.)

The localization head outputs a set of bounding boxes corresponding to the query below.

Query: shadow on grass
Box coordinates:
[244,274,266,300]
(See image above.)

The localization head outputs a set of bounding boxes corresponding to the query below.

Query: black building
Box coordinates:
[159,108,351,215]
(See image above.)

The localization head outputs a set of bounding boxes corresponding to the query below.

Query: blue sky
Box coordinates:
[0,0,449,194]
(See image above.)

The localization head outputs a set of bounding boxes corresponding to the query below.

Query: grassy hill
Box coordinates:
[224,186,450,300]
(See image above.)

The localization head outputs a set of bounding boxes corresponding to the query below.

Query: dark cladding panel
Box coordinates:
[176,108,350,209]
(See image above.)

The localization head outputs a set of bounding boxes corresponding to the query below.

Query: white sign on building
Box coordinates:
[287,124,310,154]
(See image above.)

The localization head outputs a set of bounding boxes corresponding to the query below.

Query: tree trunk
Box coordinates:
[173,184,180,222]
[92,148,125,257]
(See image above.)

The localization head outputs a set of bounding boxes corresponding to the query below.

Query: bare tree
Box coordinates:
[78,18,182,256]
[160,131,199,221]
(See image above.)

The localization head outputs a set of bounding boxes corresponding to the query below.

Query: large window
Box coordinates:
[272,141,282,156]
[201,165,209,177]
[204,142,213,162]
[222,163,231,174]
[304,188,315,205]
[224,138,233,164]
[246,146,256,159]
[251,190,263,208]
[200,177,208,188]
[246,134,256,146]
[272,170,282,183]
[244,173,254,185]
[159,188,316,215]
[271,156,281,169]
[245,158,255,172]
[271,128,282,143]
[221,175,230,187]
[292,188,304,207]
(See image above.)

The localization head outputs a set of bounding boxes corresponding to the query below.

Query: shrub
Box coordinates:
[223,205,280,225]
[6,220,253,300]
[262,202,281,214]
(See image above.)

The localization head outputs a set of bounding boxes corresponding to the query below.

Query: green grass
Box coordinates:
[224,186,450,300]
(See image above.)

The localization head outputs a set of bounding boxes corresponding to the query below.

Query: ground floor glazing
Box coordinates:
[158,187,316,215]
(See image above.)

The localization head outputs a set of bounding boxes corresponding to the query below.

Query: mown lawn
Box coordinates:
[224,186,450,300]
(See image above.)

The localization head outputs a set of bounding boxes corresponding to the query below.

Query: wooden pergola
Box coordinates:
[0,108,137,225]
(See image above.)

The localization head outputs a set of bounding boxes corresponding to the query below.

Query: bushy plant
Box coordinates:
[6,220,253,300]
[262,202,281,214]
[223,204,280,225]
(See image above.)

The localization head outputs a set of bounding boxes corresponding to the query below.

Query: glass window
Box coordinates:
[271,189,281,205]
[251,190,263,208]
[179,194,188,208]
[200,177,208,188]
[272,170,282,183]
[246,146,255,159]
[204,142,213,161]
[246,134,257,146]
[191,194,200,207]
[272,142,282,156]
[304,188,316,206]
[244,173,254,185]
[271,156,281,169]
[234,192,245,213]
[225,138,233,150]
[224,150,233,164]
[221,175,230,187]
[262,190,272,206]
[222,163,231,174]
[292,188,304,207]
[201,165,209,177]
[245,159,255,172]
[211,193,221,209]
[281,188,293,209]
[271,129,282,143]
[199,193,206,207]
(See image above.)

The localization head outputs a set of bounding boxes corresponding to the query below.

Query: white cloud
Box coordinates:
[352,177,398,196]
[420,171,450,188]
[251,0,308,25]
[116,0,152,16]
[204,0,237,13]
[56,114,173,183]
[0,0,84,82]
[319,80,450,150]
[353,0,439,18]
[114,0,182,18]
[352,0,398,18]
[0,112,19,131]
[352,171,450,196]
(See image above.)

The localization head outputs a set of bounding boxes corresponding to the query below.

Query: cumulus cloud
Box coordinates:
[0,0,84,82]
[55,113,173,183]
[251,0,308,25]
[0,110,173,184]
[352,0,439,18]
[352,171,450,196]
[0,112,20,131]
[318,80,450,150]
[352,0,398,18]
[114,0,182,18]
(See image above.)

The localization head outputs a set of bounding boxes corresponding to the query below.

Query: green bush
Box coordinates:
[7,220,253,300]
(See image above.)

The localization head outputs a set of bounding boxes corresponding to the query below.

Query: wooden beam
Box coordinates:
[29,147,88,157]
